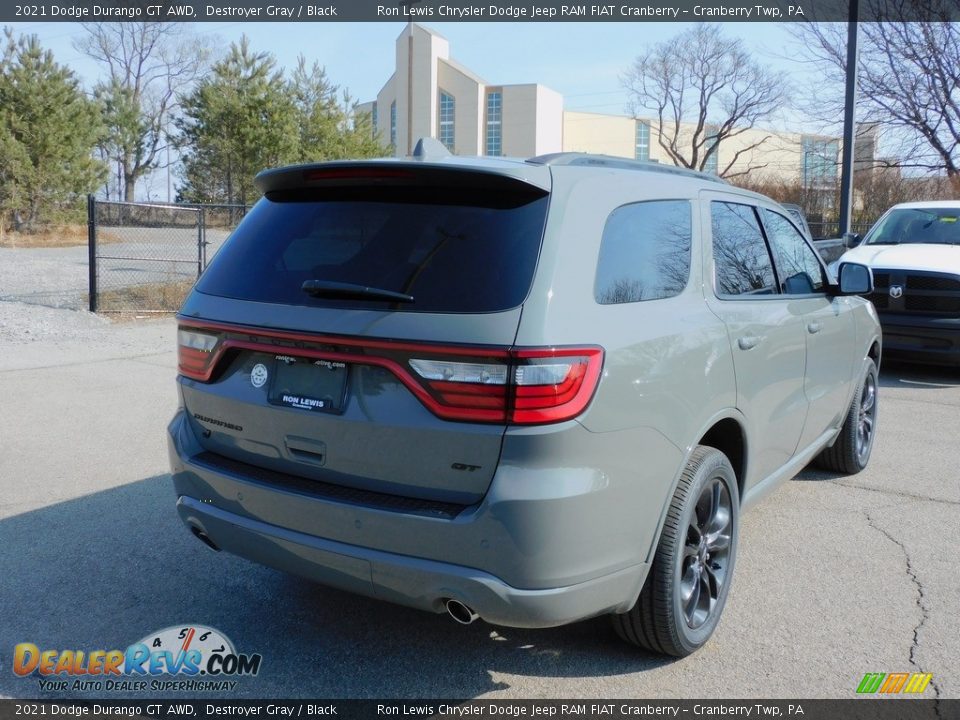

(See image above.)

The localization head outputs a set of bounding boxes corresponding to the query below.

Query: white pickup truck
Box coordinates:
[833,201,960,366]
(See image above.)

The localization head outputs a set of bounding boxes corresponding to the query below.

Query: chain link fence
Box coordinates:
[88,197,249,313]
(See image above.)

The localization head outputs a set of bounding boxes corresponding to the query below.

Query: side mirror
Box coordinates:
[838,262,873,295]
[842,232,862,249]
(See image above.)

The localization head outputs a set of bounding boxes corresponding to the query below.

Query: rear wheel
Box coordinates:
[613,446,739,657]
[815,358,878,474]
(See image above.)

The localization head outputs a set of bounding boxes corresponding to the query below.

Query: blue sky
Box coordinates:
[7,21,810,121]
[5,20,823,199]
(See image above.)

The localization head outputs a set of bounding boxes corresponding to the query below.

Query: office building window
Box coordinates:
[704,126,719,174]
[635,121,650,161]
[486,91,502,156]
[802,136,839,188]
[389,101,397,148]
[439,91,455,151]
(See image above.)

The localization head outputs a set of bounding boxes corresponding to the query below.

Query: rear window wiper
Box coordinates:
[301,280,414,303]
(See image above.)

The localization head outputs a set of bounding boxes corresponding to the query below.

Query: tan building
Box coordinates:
[359,23,562,158]
[360,23,858,188]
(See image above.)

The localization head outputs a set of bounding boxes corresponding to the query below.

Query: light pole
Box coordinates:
[838,0,859,236]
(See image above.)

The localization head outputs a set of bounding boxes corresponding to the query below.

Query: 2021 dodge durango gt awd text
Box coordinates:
[168,149,882,656]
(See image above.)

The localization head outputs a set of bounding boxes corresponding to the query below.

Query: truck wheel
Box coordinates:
[613,446,739,656]
[815,358,878,474]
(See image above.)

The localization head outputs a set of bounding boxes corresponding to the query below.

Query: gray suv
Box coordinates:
[168,146,881,656]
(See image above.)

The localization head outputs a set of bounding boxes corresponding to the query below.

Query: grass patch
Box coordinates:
[0,224,122,248]
[89,279,196,313]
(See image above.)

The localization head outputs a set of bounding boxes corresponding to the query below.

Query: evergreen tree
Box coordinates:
[0,29,105,231]
[290,56,384,163]
[177,40,386,205]
[177,36,299,206]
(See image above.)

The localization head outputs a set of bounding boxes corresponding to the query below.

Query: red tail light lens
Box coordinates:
[408,347,603,424]
[177,329,220,381]
[511,349,603,424]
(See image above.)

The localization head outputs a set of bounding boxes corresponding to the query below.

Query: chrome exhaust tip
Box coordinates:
[445,599,479,625]
[191,526,220,552]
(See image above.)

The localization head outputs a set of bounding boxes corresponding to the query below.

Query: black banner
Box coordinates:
[3,0,960,23]
[0,701,955,720]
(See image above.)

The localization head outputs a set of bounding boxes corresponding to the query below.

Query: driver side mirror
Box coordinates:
[842,232,862,249]
[837,262,873,295]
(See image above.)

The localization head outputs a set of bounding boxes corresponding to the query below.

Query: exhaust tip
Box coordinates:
[445,599,479,625]
[191,526,221,552]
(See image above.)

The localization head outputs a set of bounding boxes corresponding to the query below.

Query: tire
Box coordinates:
[613,446,739,657]
[814,358,878,475]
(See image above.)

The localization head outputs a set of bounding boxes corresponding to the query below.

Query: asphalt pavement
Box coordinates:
[0,317,956,699]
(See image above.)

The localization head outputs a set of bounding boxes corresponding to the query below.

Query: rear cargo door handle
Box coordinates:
[285,436,327,466]
[737,336,762,351]
[807,322,823,334]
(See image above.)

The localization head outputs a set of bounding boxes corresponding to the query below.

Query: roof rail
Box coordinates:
[526,152,727,184]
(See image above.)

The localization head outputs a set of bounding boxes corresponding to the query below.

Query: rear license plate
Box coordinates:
[268,356,348,413]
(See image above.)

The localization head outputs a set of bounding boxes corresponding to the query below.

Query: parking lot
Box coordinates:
[0,306,957,699]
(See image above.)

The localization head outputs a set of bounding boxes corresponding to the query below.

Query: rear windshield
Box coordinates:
[195,186,549,313]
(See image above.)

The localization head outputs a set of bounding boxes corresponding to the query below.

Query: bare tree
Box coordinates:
[75,23,207,201]
[622,25,788,179]
[790,2,960,192]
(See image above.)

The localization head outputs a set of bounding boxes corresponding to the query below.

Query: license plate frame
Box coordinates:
[267,355,348,414]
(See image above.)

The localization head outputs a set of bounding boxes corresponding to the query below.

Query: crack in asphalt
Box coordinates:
[824,478,960,507]
[0,351,172,374]
[864,511,943,702]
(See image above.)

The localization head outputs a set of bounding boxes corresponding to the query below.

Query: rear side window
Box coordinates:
[594,200,692,304]
[195,186,549,313]
[711,202,777,297]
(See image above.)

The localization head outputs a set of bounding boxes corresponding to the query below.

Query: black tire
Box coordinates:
[814,358,878,475]
[613,446,739,657]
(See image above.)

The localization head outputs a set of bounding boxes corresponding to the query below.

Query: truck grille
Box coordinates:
[870,270,960,316]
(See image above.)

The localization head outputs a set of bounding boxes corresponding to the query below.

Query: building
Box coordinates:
[358,23,562,158]
[359,23,868,187]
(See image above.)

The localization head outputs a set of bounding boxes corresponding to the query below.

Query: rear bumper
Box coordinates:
[167,409,677,628]
[878,313,960,366]
[175,494,644,628]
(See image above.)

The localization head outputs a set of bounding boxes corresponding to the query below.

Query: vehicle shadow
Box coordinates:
[877,359,960,389]
[0,476,671,700]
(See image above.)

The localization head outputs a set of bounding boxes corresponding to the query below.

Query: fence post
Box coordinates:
[87,193,97,313]
[196,208,202,278]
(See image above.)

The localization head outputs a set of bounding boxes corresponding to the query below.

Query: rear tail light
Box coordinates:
[408,348,603,424]
[177,329,220,381]
[176,321,603,425]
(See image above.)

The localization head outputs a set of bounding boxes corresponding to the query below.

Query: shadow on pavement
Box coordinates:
[878,360,960,389]
[0,476,670,699]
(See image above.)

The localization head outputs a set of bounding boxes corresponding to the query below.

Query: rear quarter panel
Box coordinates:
[512,168,737,564]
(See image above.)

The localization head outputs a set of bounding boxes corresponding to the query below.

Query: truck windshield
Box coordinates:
[864,208,960,246]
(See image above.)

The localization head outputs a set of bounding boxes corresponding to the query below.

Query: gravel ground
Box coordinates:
[0,227,230,311]
[0,301,174,373]
[0,301,111,344]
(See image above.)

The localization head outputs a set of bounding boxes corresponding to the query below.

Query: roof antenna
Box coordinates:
[412,137,452,161]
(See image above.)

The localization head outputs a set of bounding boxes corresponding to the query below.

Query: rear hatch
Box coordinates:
[176,162,554,505]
